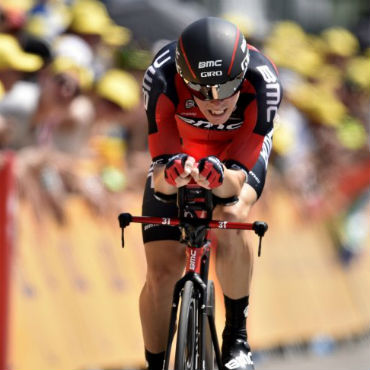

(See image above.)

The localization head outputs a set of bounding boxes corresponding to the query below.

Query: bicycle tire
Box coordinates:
[174,280,198,370]
[205,280,215,370]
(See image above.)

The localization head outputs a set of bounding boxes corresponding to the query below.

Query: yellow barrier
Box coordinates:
[9,196,146,370]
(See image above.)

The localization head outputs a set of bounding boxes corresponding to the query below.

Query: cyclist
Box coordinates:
[140,17,282,370]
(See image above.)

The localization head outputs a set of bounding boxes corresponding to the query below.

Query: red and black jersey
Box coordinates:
[142,41,282,182]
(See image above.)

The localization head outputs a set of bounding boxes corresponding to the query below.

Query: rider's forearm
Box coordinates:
[153,165,177,195]
[212,168,246,198]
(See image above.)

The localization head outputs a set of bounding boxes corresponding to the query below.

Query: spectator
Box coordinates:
[92,68,148,190]
[30,56,94,153]
[0,33,43,148]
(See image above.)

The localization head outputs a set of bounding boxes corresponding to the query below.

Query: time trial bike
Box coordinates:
[118,184,267,370]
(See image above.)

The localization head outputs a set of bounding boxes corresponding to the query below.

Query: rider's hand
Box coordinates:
[192,156,224,189]
[164,153,196,187]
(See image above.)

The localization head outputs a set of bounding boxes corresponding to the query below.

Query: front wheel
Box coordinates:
[174,280,198,370]
[205,280,215,369]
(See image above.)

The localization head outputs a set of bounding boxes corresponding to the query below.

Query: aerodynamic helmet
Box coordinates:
[175,17,249,100]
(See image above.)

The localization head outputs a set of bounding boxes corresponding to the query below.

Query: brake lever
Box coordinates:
[252,221,268,257]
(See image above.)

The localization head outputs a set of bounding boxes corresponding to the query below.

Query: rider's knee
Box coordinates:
[146,265,182,291]
[212,206,243,249]
[213,205,240,223]
[145,243,185,295]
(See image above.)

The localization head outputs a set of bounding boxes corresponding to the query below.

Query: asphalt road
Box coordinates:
[256,336,370,370]
[122,335,370,370]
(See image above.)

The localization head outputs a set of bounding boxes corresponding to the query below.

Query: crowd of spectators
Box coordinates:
[0,0,150,221]
[0,1,369,262]
[259,20,370,262]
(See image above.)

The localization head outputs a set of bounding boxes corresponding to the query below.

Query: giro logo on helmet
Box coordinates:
[200,70,223,77]
[198,60,222,68]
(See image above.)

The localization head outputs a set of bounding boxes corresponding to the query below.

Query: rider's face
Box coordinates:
[193,91,240,125]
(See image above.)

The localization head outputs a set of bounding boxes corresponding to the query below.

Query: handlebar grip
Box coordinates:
[252,221,268,257]
[118,213,132,228]
[253,221,268,236]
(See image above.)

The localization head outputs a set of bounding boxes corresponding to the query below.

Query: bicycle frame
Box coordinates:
[118,185,268,370]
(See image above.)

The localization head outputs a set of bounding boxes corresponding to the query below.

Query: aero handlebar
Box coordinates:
[118,213,268,256]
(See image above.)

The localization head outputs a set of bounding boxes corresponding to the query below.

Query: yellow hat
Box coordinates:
[0,0,34,11]
[70,0,131,46]
[315,64,343,90]
[264,21,323,77]
[0,33,43,71]
[346,56,370,91]
[95,69,140,111]
[51,57,93,90]
[289,82,347,126]
[321,27,359,57]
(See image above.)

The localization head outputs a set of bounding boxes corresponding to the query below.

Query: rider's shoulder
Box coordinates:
[143,41,177,95]
[245,44,280,84]
[148,41,177,76]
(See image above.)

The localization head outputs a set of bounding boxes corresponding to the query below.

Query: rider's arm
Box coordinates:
[153,165,177,195]
[212,167,246,198]
[220,49,282,200]
[143,41,183,182]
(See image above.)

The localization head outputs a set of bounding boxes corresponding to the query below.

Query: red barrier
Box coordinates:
[0,152,14,370]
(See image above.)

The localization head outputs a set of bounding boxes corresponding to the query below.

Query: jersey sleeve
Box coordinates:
[221,48,282,179]
[142,42,182,164]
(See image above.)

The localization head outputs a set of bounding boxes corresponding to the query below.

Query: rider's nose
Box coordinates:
[209,99,224,107]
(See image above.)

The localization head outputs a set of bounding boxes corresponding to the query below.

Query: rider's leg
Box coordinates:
[139,240,185,353]
[213,183,258,369]
[140,175,183,369]
[213,183,257,299]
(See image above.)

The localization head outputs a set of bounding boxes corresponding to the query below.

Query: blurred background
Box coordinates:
[0,0,369,369]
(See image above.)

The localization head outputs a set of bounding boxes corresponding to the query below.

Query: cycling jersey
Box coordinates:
[142,40,282,190]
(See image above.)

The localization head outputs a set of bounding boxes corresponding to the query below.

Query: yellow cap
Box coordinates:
[70,0,131,46]
[315,64,343,90]
[264,21,323,77]
[51,57,93,90]
[346,56,370,91]
[95,69,140,111]
[289,82,347,126]
[0,33,43,71]
[0,0,34,11]
[321,27,359,57]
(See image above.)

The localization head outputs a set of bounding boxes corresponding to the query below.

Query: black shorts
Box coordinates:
[141,175,181,244]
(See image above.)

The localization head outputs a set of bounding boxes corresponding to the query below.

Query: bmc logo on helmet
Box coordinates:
[198,60,222,69]
[200,70,223,77]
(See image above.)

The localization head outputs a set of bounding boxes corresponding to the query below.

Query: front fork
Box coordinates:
[163,245,222,370]
[163,271,207,370]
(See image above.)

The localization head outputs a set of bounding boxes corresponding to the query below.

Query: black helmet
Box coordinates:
[176,17,249,100]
